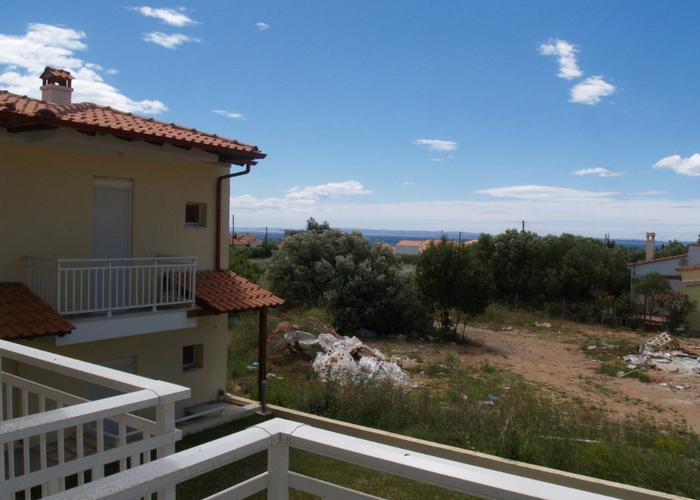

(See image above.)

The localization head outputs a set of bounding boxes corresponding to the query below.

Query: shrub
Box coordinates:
[229,247,264,283]
[269,226,429,335]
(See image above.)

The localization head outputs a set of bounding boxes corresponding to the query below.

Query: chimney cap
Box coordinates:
[40,67,73,85]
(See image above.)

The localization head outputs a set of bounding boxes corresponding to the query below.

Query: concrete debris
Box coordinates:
[622,332,700,376]
[246,361,259,371]
[283,330,319,353]
[312,333,411,385]
[534,322,552,328]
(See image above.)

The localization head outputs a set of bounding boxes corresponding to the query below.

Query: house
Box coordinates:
[677,245,700,334]
[394,238,478,256]
[231,233,260,247]
[0,67,283,418]
[628,232,690,292]
[394,240,422,256]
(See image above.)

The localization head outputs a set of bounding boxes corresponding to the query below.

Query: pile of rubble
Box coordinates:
[623,332,700,375]
[283,330,411,385]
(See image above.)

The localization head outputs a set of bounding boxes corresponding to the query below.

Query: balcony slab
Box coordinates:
[56,309,196,346]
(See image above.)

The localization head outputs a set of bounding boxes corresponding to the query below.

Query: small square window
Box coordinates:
[182,344,203,371]
[185,203,206,227]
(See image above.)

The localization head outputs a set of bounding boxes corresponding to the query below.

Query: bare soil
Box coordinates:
[372,322,700,432]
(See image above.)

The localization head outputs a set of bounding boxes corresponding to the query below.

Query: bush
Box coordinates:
[269,227,430,335]
[229,247,264,283]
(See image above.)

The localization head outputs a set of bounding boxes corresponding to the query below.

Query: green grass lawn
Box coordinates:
[222,307,700,498]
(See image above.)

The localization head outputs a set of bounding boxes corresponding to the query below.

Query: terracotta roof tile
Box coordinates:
[0,91,265,163]
[196,271,284,314]
[0,283,73,340]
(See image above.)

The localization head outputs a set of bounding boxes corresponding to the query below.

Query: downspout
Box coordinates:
[216,165,251,271]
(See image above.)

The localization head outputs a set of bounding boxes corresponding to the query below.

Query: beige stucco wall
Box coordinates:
[1,127,242,414]
[18,315,229,416]
[0,129,231,281]
[680,268,700,334]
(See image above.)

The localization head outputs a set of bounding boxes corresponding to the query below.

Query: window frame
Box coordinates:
[185,202,207,227]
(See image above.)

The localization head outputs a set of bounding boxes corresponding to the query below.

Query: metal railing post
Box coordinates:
[56,262,62,314]
[152,259,159,311]
[267,440,289,500]
[107,261,112,317]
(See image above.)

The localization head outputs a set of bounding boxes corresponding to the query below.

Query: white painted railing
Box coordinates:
[23,256,197,316]
[0,340,190,499]
[53,418,616,500]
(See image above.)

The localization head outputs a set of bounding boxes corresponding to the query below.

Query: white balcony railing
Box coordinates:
[0,339,190,499]
[54,418,617,500]
[23,256,197,316]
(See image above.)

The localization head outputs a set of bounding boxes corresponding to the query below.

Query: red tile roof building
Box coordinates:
[0,90,265,165]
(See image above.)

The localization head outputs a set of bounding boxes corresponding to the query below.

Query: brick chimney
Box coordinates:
[645,232,656,261]
[40,67,73,105]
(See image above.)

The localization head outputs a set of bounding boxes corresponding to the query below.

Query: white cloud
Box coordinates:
[232,181,372,210]
[401,181,415,188]
[539,39,582,80]
[570,76,615,105]
[286,181,372,202]
[256,22,270,31]
[0,23,166,114]
[133,6,196,27]
[573,167,622,177]
[476,185,618,201]
[414,139,458,152]
[213,109,245,120]
[105,68,119,75]
[653,154,700,176]
[143,32,199,49]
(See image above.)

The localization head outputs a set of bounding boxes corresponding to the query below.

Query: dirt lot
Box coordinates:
[370,323,700,433]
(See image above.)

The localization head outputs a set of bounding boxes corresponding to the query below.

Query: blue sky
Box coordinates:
[2,1,700,239]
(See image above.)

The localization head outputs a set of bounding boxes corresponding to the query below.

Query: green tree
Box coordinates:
[654,292,697,333]
[416,238,493,339]
[633,272,671,319]
[269,227,429,335]
[229,247,264,283]
[490,230,544,306]
[306,217,331,233]
[325,245,430,335]
[656,240,689,258]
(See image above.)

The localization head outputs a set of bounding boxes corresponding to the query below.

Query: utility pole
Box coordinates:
[521,220,525,232]
[231,213,236,238]
[264,226,269,255]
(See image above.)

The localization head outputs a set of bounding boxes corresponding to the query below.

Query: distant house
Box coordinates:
[394,238,477,256]
[629,232,700,333]
[394,240,422,256]
[629,232,690,292]
[231,233,260,247]
[677,245,700,334]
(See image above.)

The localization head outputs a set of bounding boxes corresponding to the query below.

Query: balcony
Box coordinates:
[23,256,197,317]
[47,416,659,500]
[0,339,190,498]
